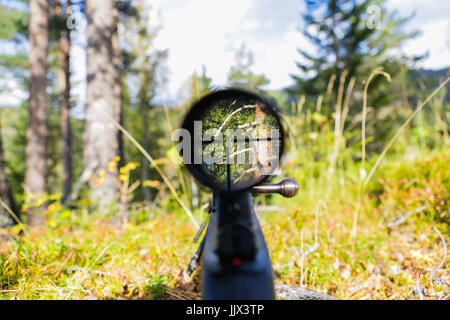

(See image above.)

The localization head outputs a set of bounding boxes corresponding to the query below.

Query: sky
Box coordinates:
[145,0,450,103]
[0,0,449,109]
[147,0,306,102]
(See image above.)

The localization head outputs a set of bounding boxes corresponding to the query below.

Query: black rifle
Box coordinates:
[188,179,298,299]
[180,88,300,299]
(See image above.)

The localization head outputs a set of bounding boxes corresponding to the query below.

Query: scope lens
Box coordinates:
[180,89,283,192]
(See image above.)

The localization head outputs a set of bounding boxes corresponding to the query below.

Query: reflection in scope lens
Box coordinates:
[195,95,281,191]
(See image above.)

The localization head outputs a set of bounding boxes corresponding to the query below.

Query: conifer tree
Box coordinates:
[25,0,49,225]
[289,0,419,110]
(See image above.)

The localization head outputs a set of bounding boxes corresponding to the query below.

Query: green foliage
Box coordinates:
[227,44,270,93]
[369,150,450,227]
[0,211,196,299]
[200,96,279,187]
[0,3,29,75]
[0,4,28,40]
[124,105,169,201]
[190,66,213,101]
[289,0,421,112]
[120,0,169,201]
[0,150,448,299]
[1,104,27,207]
[144,276,169,299]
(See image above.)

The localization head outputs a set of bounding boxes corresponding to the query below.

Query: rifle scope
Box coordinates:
[180,88,285,193]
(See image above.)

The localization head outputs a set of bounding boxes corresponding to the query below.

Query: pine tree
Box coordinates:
[55,0,73,202]
[289,0,419,110]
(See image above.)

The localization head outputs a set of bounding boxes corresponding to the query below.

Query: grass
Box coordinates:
[0,73,449,300]
[265,149,449,299]
[0,214,197,299]
[0,150,448,300]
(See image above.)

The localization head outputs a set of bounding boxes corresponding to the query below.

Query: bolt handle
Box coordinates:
[250,178,299,198]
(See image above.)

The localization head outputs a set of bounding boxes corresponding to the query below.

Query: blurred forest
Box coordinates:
[0,0,449,300]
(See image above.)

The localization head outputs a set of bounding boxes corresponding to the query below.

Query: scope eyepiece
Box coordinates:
[250,178,298,198]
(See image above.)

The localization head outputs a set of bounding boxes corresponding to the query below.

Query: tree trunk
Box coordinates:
[112,3,125,169]
[25,0,49,226]
[0,116,18,228]
[84,0,119,206]
[57,0,72,203]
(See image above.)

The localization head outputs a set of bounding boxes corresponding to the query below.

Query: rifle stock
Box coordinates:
[202,191,274,299]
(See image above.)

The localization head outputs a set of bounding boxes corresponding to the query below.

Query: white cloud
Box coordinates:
[3,0,448,109]
[145,0,311,101]
[148,0,254,100]
[386,0,450,69]
[150,0,450,103]
[0,76,28,107]
[66,0,450,107]
[245,26,307,89]
[400,18,450,69]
